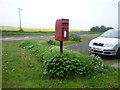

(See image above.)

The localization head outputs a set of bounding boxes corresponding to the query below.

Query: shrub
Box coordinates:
[43,48,105,79]
[47,39,56,45]
[19,41,34,49]
[69,32,81,42]
[19,41,106,79]
[90,25,114,32]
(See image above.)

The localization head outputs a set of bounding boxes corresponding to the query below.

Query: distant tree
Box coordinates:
[94,26,100,32]
[90,26,99,32]
[107,27,114,30]
[99,25,107,32]
[90,25,114,32]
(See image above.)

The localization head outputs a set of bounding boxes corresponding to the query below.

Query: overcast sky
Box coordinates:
[0,0,119,30]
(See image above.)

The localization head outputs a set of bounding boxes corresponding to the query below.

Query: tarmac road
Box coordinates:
[0,36,55,41]
[0,34,99,41]
[64,37,119,61]
[1,34,119,65]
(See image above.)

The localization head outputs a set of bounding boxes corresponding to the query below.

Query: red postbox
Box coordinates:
[55,19,69,41]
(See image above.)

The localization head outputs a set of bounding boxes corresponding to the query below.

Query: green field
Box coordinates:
[0,27,89,32]
[1,27,103,37]
[1,27,55,32]
[2,39,119,88]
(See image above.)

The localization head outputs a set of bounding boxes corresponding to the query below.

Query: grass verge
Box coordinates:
[2,40,119,88]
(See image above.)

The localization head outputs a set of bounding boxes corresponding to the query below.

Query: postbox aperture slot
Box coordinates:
[62,22,68,24]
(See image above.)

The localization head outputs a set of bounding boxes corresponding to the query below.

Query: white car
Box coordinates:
[89,29,120,58]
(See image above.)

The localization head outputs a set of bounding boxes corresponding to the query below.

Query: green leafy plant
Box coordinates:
[19,41,106,79]
[43,48,106,79]
[19,41,34,49]
[69,32,81,42]
[47,39,56,45]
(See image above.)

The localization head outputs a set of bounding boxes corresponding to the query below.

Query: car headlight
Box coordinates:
[104,44,114,47]
[89,41,93,46]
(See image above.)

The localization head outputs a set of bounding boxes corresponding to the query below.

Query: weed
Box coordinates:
[47,39,56,45]
[43,49,106,79]
[69,32,81,42]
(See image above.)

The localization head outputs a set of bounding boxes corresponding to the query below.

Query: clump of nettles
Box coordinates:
[43,50,106,79]
[19,41,34,49]
[19,41,106,79]
[47,39,56,45]
[69,32,81,42]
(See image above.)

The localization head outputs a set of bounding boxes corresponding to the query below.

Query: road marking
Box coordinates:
[24,37,29,38]
[5,38,9,39]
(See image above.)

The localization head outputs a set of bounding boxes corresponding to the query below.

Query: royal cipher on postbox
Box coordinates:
[55,19,69,41]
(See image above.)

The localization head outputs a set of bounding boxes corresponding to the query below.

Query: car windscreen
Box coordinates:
[100,30,120,38]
